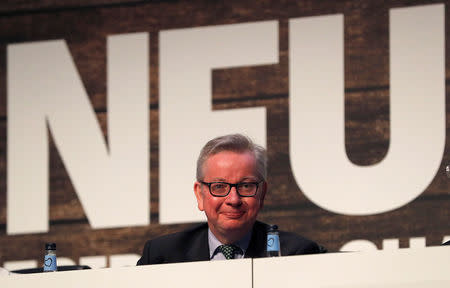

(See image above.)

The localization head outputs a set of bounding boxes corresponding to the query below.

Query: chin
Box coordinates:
[220,220,251,232]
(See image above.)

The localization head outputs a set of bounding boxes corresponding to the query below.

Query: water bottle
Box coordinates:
[266,225,281,257]
[43,243,57,272]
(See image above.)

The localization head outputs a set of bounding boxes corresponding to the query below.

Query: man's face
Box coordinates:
[194,151,266,242]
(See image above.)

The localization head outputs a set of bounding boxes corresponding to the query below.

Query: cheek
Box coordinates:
[244,198,261,214]
[203,197,223,212]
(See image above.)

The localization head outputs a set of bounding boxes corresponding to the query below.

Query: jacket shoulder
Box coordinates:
[254,221,325,256]
[137,223,209,265]
[279,230,325,255]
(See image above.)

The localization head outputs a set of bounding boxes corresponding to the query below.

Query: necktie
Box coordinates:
[217,244,241,260]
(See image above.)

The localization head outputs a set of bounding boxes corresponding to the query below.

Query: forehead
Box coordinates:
[203,151,257,179]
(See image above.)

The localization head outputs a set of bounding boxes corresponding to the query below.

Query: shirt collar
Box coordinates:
[208,228,253,259]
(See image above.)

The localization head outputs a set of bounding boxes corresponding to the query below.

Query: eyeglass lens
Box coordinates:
[210,182,257,196]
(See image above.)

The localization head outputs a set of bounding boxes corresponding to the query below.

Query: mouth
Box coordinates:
[222,211,245,219]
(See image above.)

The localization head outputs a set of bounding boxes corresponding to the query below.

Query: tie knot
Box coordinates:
[217,244,242,260]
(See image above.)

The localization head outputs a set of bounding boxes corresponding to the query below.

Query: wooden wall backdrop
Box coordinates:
[0,0,449,267]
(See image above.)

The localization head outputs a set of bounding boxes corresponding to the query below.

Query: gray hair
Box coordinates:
[196,134,267,181]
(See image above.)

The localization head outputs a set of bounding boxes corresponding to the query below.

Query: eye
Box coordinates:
[239,183,255,190]
[212,183,227,190]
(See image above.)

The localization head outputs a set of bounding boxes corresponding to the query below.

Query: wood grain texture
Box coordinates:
[0,0,449,266]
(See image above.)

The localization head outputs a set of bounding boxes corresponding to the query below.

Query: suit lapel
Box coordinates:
[244,221,267,258]
[185,224,210,262]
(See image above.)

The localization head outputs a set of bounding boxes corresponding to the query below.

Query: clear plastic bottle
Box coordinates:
[43,243,57,272]
[266,225,281,257]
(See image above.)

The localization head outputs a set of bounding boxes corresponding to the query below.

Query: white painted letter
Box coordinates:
[7,33,149,234]
[383,239,399,250]
[160,21,277,223]
[109,254,140,267]
[409,237,426,249]
[4,260,37,271]
[79,255,107,269]
[340,240,378,252]
[289,5,445,215]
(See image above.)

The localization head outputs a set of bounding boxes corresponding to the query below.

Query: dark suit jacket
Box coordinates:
[137,221,324,265]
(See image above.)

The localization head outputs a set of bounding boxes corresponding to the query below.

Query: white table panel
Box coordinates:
[253,246,450,288]
[1,258,252,288]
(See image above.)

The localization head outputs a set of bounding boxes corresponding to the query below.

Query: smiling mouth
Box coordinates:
[223,212,245,219]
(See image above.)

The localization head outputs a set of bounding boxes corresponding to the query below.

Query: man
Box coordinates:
[137,134,324,265]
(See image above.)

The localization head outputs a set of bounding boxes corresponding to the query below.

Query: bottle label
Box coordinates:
[44,255,57,271]
[267,234,280,251]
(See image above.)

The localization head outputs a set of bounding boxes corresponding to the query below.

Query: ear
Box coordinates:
[194,181,205,211]
[258,181,267,209]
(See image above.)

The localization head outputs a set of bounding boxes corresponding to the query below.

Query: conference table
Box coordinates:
[1,246,449,287]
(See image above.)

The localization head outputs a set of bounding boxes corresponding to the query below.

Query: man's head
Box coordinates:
[194,134,267,244]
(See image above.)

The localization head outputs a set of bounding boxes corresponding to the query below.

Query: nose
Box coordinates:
[225,186,242,206]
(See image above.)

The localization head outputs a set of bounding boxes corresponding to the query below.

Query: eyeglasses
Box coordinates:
[200,181,263,197]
